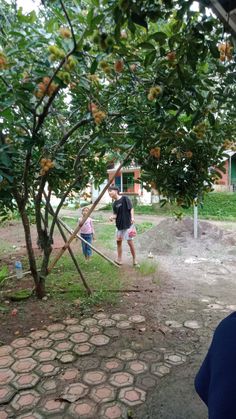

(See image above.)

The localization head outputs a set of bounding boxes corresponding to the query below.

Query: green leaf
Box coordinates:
[208,112,215,126]
[91,15,104,26]
[144,50,156,67]
[209,41,220,58]
[87,8,94,25]
[150,32,167,45]
[90,59,98,74]
[138,42,156,50]
[131,12,148,29]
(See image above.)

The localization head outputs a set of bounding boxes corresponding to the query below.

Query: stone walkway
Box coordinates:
[0,312,188,419]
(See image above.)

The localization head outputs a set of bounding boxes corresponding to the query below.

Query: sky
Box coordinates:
[17,0,40,13]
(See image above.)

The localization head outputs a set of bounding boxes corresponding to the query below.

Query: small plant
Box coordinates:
[138,261,157,276]
[0,265,9,285]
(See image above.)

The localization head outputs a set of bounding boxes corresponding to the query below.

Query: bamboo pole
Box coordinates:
[58,217,120,267]
[47,146,134,273]
[42,194,92,295]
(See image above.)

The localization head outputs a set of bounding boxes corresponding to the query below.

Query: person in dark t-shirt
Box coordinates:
[108,185,137,266]
[195,312,236,419]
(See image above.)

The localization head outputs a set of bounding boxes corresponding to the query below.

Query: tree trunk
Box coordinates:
[20,208,46,298]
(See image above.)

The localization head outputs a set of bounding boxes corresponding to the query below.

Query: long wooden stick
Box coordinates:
[47,146,134,273]
[42,194,92,295]
[58,217,120,267]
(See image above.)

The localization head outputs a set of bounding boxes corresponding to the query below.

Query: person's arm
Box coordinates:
[131,207,134,224]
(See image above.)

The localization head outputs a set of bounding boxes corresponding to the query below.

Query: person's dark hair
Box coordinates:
[108,185,120,193]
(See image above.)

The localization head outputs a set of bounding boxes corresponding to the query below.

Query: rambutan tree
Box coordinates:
[0,0,235,297]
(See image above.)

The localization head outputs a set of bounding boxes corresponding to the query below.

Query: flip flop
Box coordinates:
[114,260,123,266]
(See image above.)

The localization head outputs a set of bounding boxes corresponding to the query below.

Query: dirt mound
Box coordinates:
[138,217,236,255]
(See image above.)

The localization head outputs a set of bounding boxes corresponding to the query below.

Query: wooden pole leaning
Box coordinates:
[42,195,92,295]
[58,217,120,267]
[47,146,134,274]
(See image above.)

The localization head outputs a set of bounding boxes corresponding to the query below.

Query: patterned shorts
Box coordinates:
[116,227,134,241]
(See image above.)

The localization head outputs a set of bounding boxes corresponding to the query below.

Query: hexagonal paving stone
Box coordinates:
[11,337,32,349]
[118,386,146,406]
[83,370,107,385]
[63,317,79,325]
[39,397,67,415]
[111,314,127,321]
[151,362,171,377]
[98,319,116,327]
[74,357,100,371]
[36,362,60,377]
[59,368,80,381]
[109,372,134,388]
[37,378,57,394]
[98,401,127,418]
[11,390,40,412]
[0,355,14,368]
[49,331,69,341]
[0,406,14,419]
[104,328,120,338]
[116,320,132,329]
[116,349,137,361]
[127,360,148,375]
[85,325,102,335]
[90,383,116,403]
[73,343,95,356]
[53,340,74,353]
[12,358,37,374]
[31,338,53,350]
[164,352,187,366]
[0,368,15,385]
[70,332,89,344]
[80,318,97,326]
[93,312,108,320]
[184,320,201,329]
[0,385,16,404]
[57,352,76,364]
[101,358,124,373]
[29,330,49,340]
[12,372,40,390]
[89,334,110,346]
[0,345,12,357]
[136,373,159,390]
[13,347,35,359]
[35,349,57,362]
[62,382,89,402]
[47,323,65,332]
[66,325,84,333]
[68,398,97,418]
[16,412,43,419]
[139,350,161,362]
[128,315,146,324]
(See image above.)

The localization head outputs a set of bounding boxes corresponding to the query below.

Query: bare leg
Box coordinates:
[128,240,136,264]
[117,240,122,264]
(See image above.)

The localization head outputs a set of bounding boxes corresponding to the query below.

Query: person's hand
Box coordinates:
[131,218,135,224]
[109,216,114,222]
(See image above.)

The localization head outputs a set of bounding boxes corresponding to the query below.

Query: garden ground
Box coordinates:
[1,211,236,418]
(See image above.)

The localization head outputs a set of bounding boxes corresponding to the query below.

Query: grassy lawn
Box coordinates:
[47,253,123,310]
[101,193,236,221]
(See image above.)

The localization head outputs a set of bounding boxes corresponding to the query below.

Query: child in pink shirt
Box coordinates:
[79,207,95,260]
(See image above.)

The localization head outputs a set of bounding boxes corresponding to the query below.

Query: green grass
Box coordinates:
[138,260,157,276]
[47,253,122,308]
[110,193,236,221]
